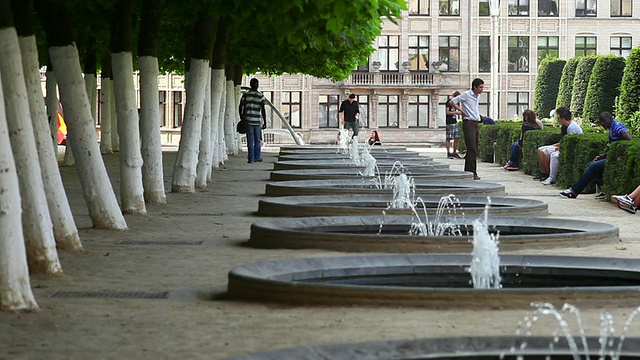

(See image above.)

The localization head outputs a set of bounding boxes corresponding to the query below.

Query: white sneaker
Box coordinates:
[612,194,634,206]
[541,177,555,185]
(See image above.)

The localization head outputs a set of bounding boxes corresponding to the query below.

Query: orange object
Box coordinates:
[57,111,67,145]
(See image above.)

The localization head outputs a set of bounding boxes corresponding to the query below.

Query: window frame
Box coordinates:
[575,36,597,56]
[508,36,530,73]
[281,91,302,129]
[318,95,340,128]
[479,36,491,73]
[479,0,490,15]
[377,95,400,128]
[172,90,183,128]
[408,0,430,15]
[610,36,632,57]
[408,95,430,128]
[356,95,370,128]
[537,36,559,64]
[378,35,400,72]
[438,36,460,72]
[507,92,529,119]
[611,0,632,16]
[439,0,460,15]
[408,35,430,72]
[576,0,597,16]
[509,0,530,16]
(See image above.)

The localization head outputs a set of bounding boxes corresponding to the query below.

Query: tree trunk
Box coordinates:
[224,65,238,155]
[233,66,243,152]
[110,76,118,151]
[209,68,225,171]
[81,38,97,124]
[217,76,228,163]
[0,65,38,311]
[111,0,146,214]
[99,54,112,154]
[138,0,166,204]
[18,34,82,251]
[62,131,74,166]
[171,16,215,193]
[45,67,58,155]
[0,26,62,273]
[195,67,212,191]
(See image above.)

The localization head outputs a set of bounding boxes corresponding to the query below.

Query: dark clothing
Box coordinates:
[560,124,568,136]
[446,105,458,125]
[571,159,606,194]
[509,125,540,165]
[246,124,262,163]
[462,120,480,176]
[518,124,540,145]
[339,100,360,122]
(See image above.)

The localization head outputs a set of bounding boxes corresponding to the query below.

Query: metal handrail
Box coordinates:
[241,86,304,145]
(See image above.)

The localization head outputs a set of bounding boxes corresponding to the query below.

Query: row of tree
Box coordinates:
[0,0,406,310]
[534,47,640,135]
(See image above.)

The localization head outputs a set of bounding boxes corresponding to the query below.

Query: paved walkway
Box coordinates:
[1,146,639,359]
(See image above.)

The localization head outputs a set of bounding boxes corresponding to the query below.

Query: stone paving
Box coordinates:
[1,146,639,360]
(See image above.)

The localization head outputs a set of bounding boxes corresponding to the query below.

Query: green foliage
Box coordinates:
[570,55,598,119]
[603,140,640,195]
[582,54,626,124]
[556,133,608,190]
[533,57,566,119]
[616,47,640,130]
[494,123,522,166]
[556,57,580,109]
[521,128,564,175]
[478,122,502,162]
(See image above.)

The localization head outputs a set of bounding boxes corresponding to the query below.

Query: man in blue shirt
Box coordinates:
[559,112,632,199]
[448,78,485,180]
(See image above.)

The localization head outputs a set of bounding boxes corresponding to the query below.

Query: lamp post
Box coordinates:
[490,0,500,120]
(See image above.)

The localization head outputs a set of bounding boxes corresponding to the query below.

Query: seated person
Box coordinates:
[559,112,632,199]
[612,184,640,214]
[502,109,541,171]
[535,124,568,181]
[541,107,583,185]
[368,130,382,146]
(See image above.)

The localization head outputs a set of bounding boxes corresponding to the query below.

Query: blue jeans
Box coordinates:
[246,124,262,162]
[508,141,521,165]
[571,159,606,194]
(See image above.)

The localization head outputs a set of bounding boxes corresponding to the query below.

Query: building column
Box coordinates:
[371,89,380,129]
[400,89,410,128]
[430,89,440,129]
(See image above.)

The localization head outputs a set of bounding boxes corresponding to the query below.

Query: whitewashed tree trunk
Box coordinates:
[0,28,62,273]
[224,79,237,155]
[49,45,127,229]
[99,77,113,154]
[138,56,166,204]
[45,70,58,155]
[171,58,209,193]
[62,133,74,166]
[19,35,81,251]
[0,68,38,311]
[209,69,225,172]
[84,73,97,125]
[234,84,243,152]
[110,81,119,152]
[111,52,146,214]
[195,67,212,191]
[218,80,228,163]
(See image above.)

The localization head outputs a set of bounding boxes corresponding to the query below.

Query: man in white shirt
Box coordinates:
[447,78,485,180]
[541,107,583,185]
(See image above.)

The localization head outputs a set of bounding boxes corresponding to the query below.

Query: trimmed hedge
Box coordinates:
[602,140,640,195]
[478,123,501,162]
[556,133,608,192]
[521,128,564,175]
[534,58,566,119]
[556,57,580,109]
[570,55,598,119]
[616,47,640,131]
[582,55,626,125]
[494,123,522,165]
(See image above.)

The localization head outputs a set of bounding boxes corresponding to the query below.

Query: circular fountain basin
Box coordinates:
[258,195,548,217]
[273,160,449,171]
[279,145,409,153]
[277,153,433,162]
[248,215,618,252]
[228,254,636,309]
[226,336,640,360]
[264,179,504,197]
[269,169,474,181]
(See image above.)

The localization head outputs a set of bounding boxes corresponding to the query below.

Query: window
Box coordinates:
[281,92,302,128]
[479,36,491,72]
[172,90,183,128]
[479,0,490,15]
[319,95,340,128]
[509,0,529,15]
[378,36,400,71]
[409,0,429,15]
[480,92,491,119]
[356,95,370,128]
[611,0,632,16]
[508,36,529,72]
[611,36,632,57]
[408,95,430,128]
[538,0,559,15]
[575,36,597,56]
[159,91,167,127]
[439,36,460,72]
[409,36,430,72]
[439,0,460,15]
[538,36,559,64]
[507,92,529,119]
[377,95,399,128]
[576,0,596,16]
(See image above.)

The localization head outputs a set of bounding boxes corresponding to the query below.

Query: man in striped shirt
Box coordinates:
[239,78,267,163]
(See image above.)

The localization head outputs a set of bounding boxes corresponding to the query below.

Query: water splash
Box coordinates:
[468,198,501,289]
[389,173,414,209]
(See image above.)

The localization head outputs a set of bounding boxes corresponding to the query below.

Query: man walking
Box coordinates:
[447,78,485,180]
[339,93,360,140]
[445,90,463,159]
[239,78,267,163]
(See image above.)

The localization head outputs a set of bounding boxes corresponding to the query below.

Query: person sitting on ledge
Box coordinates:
[502,109,541,171]
[368,130,382,146]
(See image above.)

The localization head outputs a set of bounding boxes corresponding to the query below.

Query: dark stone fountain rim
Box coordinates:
[269,169,474,181]
[225,336,640,360]
[272,160,450,170]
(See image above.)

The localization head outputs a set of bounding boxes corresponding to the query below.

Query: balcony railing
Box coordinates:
[347,72,438,86]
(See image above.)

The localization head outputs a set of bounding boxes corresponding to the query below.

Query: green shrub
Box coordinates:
[603,139,640,195]
[570,55,598,119]
[456,120,467,154]
[534,58,566,119]
[616,47,640,132]
[477,122,501,162]
[556,57,580,109]
[582,55,626,124]
[521,128,564,175]
[494,123,522,166]
[557,133,609,191]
